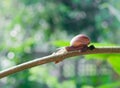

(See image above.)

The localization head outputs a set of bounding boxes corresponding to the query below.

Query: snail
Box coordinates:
[54,34,95,63]
[65,34,90,52]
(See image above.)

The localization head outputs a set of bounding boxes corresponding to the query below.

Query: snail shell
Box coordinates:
[70,34,90,47]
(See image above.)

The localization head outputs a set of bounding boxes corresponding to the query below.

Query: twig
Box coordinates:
[0,47,120,79]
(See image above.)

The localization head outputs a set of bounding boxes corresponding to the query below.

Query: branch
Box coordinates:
[0,47,120,79]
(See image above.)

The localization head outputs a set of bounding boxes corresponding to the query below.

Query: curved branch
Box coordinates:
[0,47,120,78]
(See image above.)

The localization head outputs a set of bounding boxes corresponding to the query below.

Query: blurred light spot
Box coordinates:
[1,58,11,68]
[10,30,17,37]
[37,4,44,12]
[77,11,86,19]
[7,52,15,59]
[95,0,101,3]
[10,24,21,37]
[101,21,108,28]
[69,11,86,20]
[34,31,42,41]
[39,20,48,29]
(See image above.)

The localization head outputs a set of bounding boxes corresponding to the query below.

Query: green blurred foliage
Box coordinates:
[97,81,120,88]
[84,44,120,75]
[0,0,120,88]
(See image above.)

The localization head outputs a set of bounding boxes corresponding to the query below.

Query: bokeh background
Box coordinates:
[0,0,120,88]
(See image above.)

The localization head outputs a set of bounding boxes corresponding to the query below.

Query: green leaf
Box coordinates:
[85,43,120,75]
[81,85,94,88]
[52,40,69,47]
[90,43,116,46]
[85,43,119,60]
[108,55,120,74]
[97,81,120,88]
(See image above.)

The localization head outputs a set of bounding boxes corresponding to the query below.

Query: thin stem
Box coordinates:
[0,47,120,79]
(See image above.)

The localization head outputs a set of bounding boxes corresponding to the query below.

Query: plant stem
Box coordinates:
[0,47,120,79]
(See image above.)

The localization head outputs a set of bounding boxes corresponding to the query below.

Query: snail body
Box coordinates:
[66,34,90,51]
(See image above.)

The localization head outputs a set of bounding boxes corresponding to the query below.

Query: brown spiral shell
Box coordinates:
[70,34,90,47]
